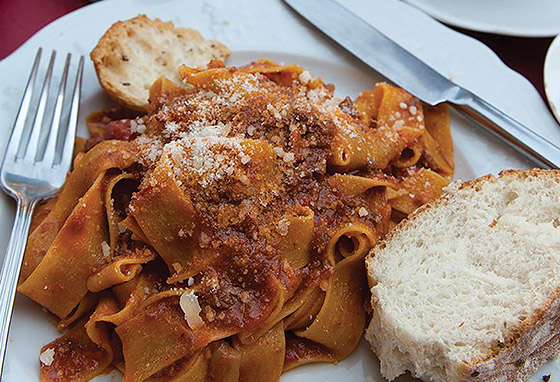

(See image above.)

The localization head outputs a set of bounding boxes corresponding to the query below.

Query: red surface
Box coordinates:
[0,0,90,58]
[0,0,552,100]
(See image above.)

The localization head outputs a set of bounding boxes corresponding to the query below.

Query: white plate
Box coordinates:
[404,0,560,37]
[545,35,560,124]
[1,0,560,381]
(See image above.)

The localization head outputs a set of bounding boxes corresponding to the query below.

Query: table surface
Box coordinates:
[0,0,553,102]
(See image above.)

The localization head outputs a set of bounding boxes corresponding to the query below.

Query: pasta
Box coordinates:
[19,59,454,382]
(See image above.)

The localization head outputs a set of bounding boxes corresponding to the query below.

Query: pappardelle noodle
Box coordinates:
[19,59,454,382]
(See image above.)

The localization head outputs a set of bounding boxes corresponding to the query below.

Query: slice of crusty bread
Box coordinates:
[365,169,560,382]
[90,15,230,111]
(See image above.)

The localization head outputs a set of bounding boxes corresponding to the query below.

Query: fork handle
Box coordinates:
[0,198,37,376]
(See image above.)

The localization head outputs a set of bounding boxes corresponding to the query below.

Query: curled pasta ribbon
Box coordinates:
[20,172,110,318]
[352,83,455,177]
[116,288,241,382]
[131,150,213,282]
[239,59,326,89]
[41,291,123,382]
[283,223,374,364]
[117,273,285,381]
[392,141,423,169]
[354,89,380,128]
[119,215,149,243]
[325,221,378,265]
[283,336,335,372]
[239,273,324,346]
[179,67,260,97]
[241,59,303,86]
[330,123,424,172]
[208,342,241,382]
[293,252,369,361]
[364,82,425,130]
[283,287,325,331]
[276,206,314,270]
[354,82,424,130]
[148,77,188,114]
[104,172,138,250]
[236,277,287,345]
[86,248,156,293]
[108,260,167,328]
[233,322,285,382]
[29,196,58,235]
[57,293,98,331]
[388,167,449,215]
[116,291,200,382]
[148,350,209,382]
[21,140,137,281]
[327,173,397,196]
[40,316,113,382]
[422,103,454,178]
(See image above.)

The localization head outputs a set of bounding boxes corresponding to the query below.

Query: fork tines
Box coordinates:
[4,48,84,170]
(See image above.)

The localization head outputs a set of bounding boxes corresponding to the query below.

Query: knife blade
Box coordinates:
[283,0,560,169]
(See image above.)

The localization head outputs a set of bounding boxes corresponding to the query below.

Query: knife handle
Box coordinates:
[450,90,560,169]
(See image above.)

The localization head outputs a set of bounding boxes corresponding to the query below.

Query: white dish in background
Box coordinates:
[404,0,560,37]
[545,35,560,124]
[0,0,559,381]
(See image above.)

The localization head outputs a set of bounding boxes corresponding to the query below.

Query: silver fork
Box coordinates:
[0,48,84,377]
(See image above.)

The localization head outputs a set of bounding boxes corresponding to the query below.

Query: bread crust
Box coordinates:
[458,285,560,381]
[90,15,230,111]
[366,169,560,382]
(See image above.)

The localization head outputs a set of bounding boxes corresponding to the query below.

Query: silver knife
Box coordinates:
[282,0,560,169]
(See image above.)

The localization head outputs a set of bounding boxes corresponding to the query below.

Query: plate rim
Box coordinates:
[404,0,560,37]
[544,35,560,124]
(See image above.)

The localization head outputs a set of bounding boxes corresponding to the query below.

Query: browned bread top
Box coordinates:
[90,15,230,111]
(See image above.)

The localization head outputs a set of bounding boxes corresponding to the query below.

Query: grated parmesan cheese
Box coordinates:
[179,290,204,330]
[117,222,127,234]
[166,136,250,188]
[298,70,313,84]
[283,152,295,163]
[101,241,111,258]
[164,121,180,137]
[239,151,251,165]
[273,147,285,158]
[180,120,232,138]
[130,120,146,134]
[40,348,55,366]
[277,218,290,236]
